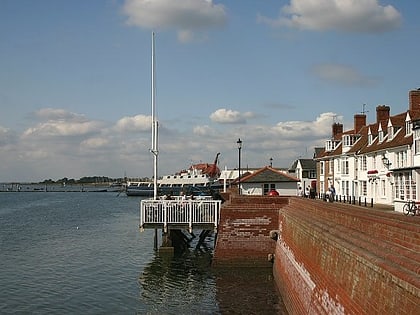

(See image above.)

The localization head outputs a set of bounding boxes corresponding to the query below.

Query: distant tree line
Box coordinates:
[40,176,151,184]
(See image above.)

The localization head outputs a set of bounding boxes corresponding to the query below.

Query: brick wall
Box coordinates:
[212,195,419,313]
[212,195,288,267]
[274,197,420,314]
[409,89,420,111]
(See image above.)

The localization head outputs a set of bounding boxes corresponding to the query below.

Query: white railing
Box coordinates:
[140,199,222,232]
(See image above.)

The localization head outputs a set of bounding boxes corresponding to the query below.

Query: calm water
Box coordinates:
[0,192,286,314]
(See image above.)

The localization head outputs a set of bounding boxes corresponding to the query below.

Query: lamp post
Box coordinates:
[382,154,391,168]
[237,138,242,195]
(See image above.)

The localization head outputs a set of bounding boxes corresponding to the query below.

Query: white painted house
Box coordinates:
[288,158,317,195]
[315,89,420,212]
[237,166,300,196]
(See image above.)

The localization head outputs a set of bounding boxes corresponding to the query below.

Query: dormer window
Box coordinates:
[343,135,357,146]
[406,112,414,136]
[387,125,394,141]
[325,140,332,152]
[378,124,384,142]
[325,139,338,152]
[412,119,420,131]
[406,120,412,135]
[368,128,373,145]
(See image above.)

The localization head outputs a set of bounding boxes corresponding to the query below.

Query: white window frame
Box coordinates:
[396,151,408,168]
[406,120,412,135]
[368,134,373,145]
[341,158,349,175]
[387,125,394,141]
[360,155,367,171]
[415,129,420,155]
[395,172,416,201]
[342,180,350,196]
[361,180,367,196]
[381,179,386,197]
[378,124,384,142]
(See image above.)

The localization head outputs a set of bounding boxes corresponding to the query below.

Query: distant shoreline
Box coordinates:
[0,182,124,193]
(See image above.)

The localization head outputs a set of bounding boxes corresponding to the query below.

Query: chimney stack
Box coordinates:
[332,123,343,139]
[409,89,420,111]
[376,105,390,123]
[354,114,366,133]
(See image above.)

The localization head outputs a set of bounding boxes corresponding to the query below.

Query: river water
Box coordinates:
[0,192,287,314]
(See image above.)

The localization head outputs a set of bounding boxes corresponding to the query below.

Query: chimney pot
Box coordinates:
[354,114,366,133]
[332,123,343,139]
[376,105,390,123]
[409,89,420,111]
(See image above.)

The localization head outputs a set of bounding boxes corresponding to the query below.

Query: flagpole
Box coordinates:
[151,32,158,199]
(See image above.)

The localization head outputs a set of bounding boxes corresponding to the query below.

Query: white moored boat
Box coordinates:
[126,156,221,197]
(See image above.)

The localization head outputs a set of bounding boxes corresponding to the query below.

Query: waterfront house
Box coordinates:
[314,88,420,212]
[288,158,317,195]
[237,166,300,196]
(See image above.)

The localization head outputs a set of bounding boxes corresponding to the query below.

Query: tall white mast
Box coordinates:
[151,32,158,199]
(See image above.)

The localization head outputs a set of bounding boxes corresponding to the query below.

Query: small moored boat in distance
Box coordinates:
[125,181,154,197]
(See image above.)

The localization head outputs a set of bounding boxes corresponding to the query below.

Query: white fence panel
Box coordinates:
[140,199,221,231]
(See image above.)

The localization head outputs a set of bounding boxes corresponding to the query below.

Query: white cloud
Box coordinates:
[22,120,102,138]
[0,105,340,182]
[193,125,214,136]
[114,114,151,132]
[122,0,227,42]
[210,108,255,124]
[21,108,103,138]
[34,108,85,121]
[177,29,195,43]
[0,126,16,146]
[23,148,50,160]
[80,137,110,150]
[258,0,401,33]
[312,63,378,87]
[272,112,339,140]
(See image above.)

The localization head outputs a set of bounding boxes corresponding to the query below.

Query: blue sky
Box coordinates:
[1,0,419,182]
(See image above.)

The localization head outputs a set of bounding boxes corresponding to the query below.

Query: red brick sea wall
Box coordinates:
[213,195,287,267]
[214,195,420,314]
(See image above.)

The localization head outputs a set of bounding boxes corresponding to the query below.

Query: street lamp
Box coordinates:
[382,154,391,168]
[237,138,242,195]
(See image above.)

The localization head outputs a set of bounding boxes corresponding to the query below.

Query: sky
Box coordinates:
[1,0,419,182]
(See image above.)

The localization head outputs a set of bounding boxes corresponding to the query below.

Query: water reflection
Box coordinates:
[139,246,217,314]
[138,230,288,314]
[215,267,288,314]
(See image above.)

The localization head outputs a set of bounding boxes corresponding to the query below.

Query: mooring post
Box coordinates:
[153,228,158,250]
[160,230,174,254]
